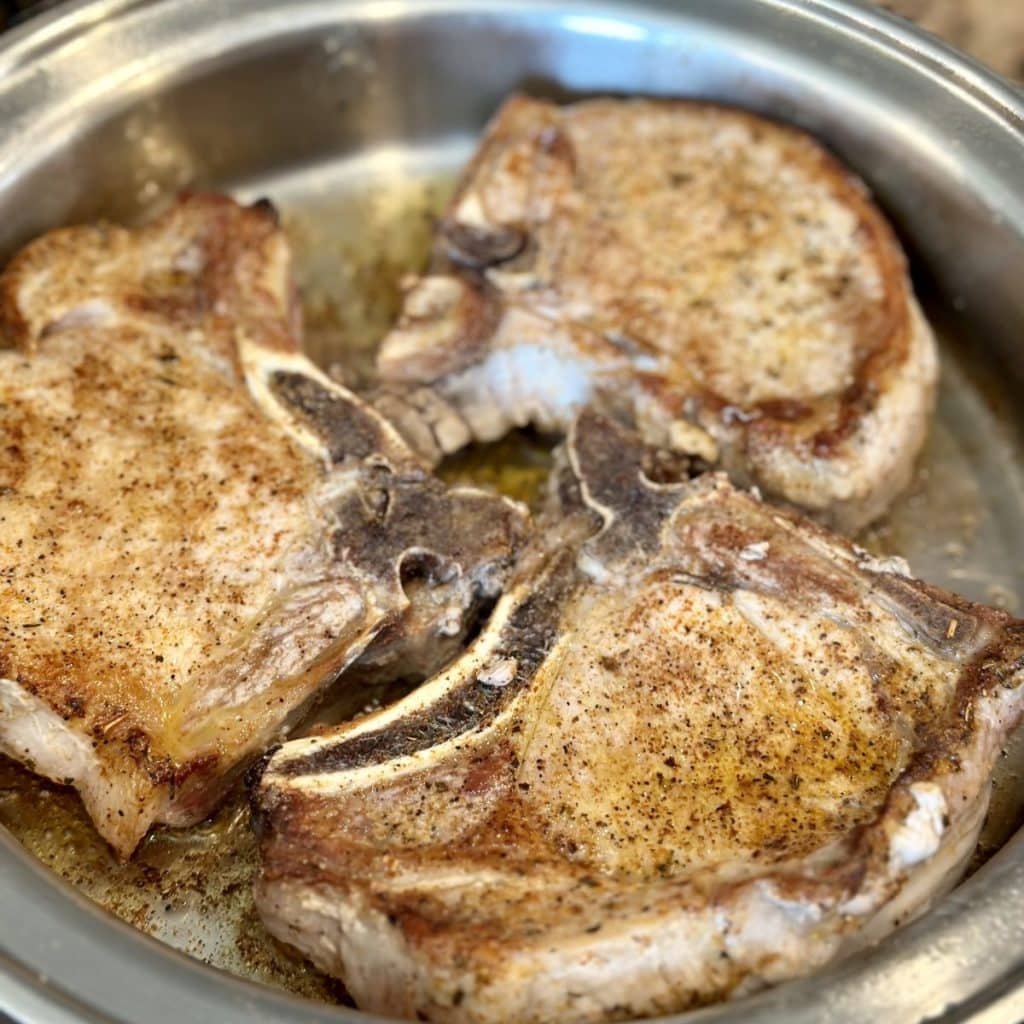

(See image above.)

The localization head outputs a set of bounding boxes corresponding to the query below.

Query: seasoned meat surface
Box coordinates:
[378,96,938,531]
[255,411,1024,1024]
[0,195,526,857]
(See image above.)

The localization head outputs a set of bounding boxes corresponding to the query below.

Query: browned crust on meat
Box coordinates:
[738,147,913,461]
[0,193,527,856]
[0,193,299,362]
[379,94,937,529]
[253,414,1022,1023]
[437,94,917,448]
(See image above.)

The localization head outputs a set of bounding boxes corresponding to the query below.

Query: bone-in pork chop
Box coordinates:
[378,96,938,532]
[0,195,526,857]
[254,411,1024,1024]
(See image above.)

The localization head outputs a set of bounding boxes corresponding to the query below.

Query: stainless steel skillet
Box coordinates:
[1,1,1024,1021]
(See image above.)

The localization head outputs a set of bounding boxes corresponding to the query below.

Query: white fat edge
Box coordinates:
[758,882,826,928]
[496,911,733,1024]
[888,782,947,871]
[446,335,598,441]
[267,580,533,791]
[717,880,827,961]
[0,677,158,854]
[715,880,842,996]
[842,793,985,947]
[271,884,442,1021]
[0,677,100,786]
[980,676,1024,738]
[837,676,1020,926]
[237,333,416,467]
[767,295,938,521]
[832,883,876,921]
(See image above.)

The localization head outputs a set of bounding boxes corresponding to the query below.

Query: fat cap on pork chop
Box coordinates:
[254,410,1024,1024]
[377,95,938,532]
[0,195,526,857]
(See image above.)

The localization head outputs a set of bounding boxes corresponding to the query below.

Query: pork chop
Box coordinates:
[254,410,1024,1024]
[377,96,938,532]
[0,195,526,857]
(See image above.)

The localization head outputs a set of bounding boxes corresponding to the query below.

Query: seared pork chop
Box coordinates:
[0,195,526,857]
[255,410,1024,1024]
[378,96,938,532]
